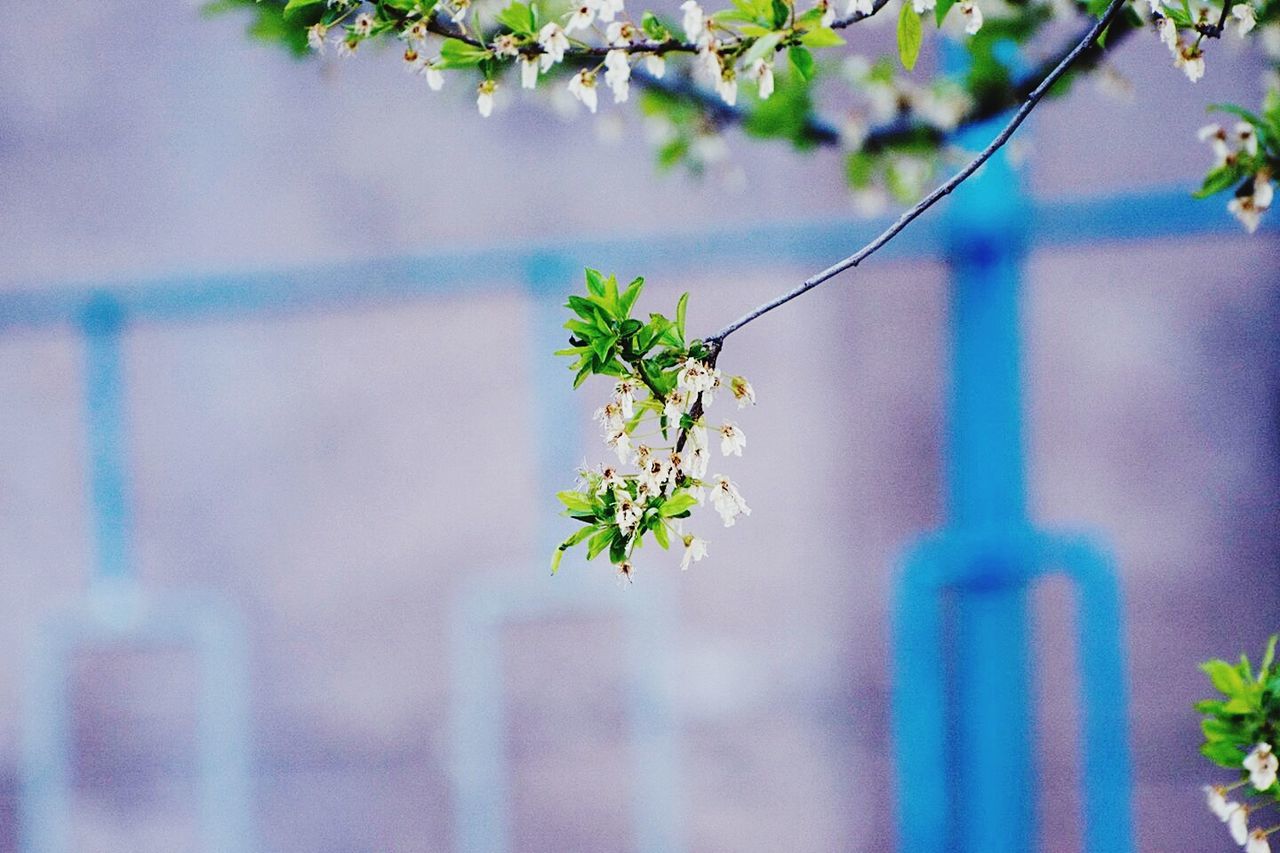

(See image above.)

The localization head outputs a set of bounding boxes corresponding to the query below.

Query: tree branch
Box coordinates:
[703,0,1129,345]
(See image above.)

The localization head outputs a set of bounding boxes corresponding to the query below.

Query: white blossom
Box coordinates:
[352,12,374,35]
[1246,743,1279,791]
[677,359,719,395]
[597,466,625,496]
[716,67,739,106]
[1204,785,1235,821]
[595,401,625,434]
[422,62,444,90]
[680,534,709,569]
[607,427,632,462]
[685,444,710,479]
[687,421,709,453]
[1237,122,1260,156]
[818,0,836,27]
[718,422,747,456]
[614,379,638,418]
[846,0,876,13]
[566,0,597,33]
[681,0,706,39]
[538,23,570,70]
[729,376,755,407]
[1157,16,1179,51]
[646,54,667,77]
[913,0,936,14]
[1199,123,1232,167]
[960,1,984,34]
[664,390,689,422]
[1176,45,1205,82]
[476,80,497,117]
[615,491,642,533]
[1229,172,1274,233]
[605,49,632,102]
[307,23,327,53]
[1231,805,1252,846]
[335,36,357,57]
[1248,830,1273,853]
[568,69,600,112]
[597,0,625,23]
[520,56,539,89]
[710,475,751,526]
[750,59,775,99]
[640,456,672,492]
[403,19,429,45]
[616,560,634,584]
[1231,2,1257,34]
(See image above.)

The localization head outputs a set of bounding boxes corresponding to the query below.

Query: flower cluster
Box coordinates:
[550,270,755,582]
[1199,635,1280,851]
[1195,107,1278,232]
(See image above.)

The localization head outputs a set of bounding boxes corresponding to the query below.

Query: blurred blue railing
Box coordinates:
[2,186,1269,852]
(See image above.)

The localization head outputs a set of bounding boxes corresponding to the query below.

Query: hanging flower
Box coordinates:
[718,422,747,456]
[520,55,539,89]
[615,492,642,533]
[817,0,836,27]
[681,0,706,40]
[646,54,667,78]
[710,475,751,526]
[677,359,718,394]
[1245,743,1279,791]
[1236,122,1260,156]
[597,0,626,23]
[605,49,632,103]
[750,59,775,99]
[607,427,632,462]
[403,18,429,45]
[640,456,672,492]
[1248,830,1273,853]
[680,533,709,569]
[1198,123,1232,166]
[1228,171,1274,233]
[664,390,689,422]
[614,379,638,418]
[597,466,625,495]
[352,12,374,35]
[685,444,710,479]
[1176,44,1205,82]
[846,0,875,14]
[913,0,937,14]
[1231,805,1252,846]
[566,0,597,33]
[568,69,600,113]
[595,401,625,434]
[476,79,497,116]
[729,376,756,407]
[307,23,328,53]
[1156,16,1179,51]
[538,23,570,70]
[1231,2,1257,34]
[1203,784,1235,821]
[616,560,635,584]
[716,66,739,106]
[959,1,984,34]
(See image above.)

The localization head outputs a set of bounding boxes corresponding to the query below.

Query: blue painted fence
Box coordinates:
[3,186,1266,852]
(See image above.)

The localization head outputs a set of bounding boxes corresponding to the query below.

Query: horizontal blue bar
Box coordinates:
[0,187,1267,331]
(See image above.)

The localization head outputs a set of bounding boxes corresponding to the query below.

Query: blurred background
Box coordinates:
[1,1,1279,850]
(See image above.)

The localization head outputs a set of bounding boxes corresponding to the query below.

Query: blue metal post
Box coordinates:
[82,294,133,590]
[892,108,1134,850]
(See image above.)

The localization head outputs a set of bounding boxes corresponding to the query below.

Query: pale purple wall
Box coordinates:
[0,2,1278,851]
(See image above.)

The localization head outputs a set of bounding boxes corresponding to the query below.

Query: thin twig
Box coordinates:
[704,0,1128,345]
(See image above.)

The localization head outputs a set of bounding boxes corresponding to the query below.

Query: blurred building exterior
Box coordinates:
[1,2,1279,851]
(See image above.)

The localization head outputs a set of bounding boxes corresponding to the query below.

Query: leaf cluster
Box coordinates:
[1197,634,1280,801]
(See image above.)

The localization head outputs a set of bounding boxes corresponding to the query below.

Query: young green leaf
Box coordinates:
[788,46,816,81]
[897,1,923,71]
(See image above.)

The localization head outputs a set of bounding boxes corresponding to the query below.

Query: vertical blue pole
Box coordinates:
[945,118,1035,852]
[81,294,133,589]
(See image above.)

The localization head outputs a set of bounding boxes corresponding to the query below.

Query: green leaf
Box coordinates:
[675,293,689,341]
[935,0,957,25]
[897,1,923,71]
[437,38,491,68]
[1192,164,1242,199]
[659,493,699,516]
[1261,635,1277,680]
[551,524,598,573]
[283,0,325,15]
[641,11,670,39]
[788,45,816,80]
[584,268,606,298]
[619,276,645,318]
[1202,659,1247,697]
[586,526,615,560]
[557,490,595,514]
[771,0,790,27]
[652,520,671,549]
[742,31,785,66]
[799,27,845,47]
[496,0,537,32]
